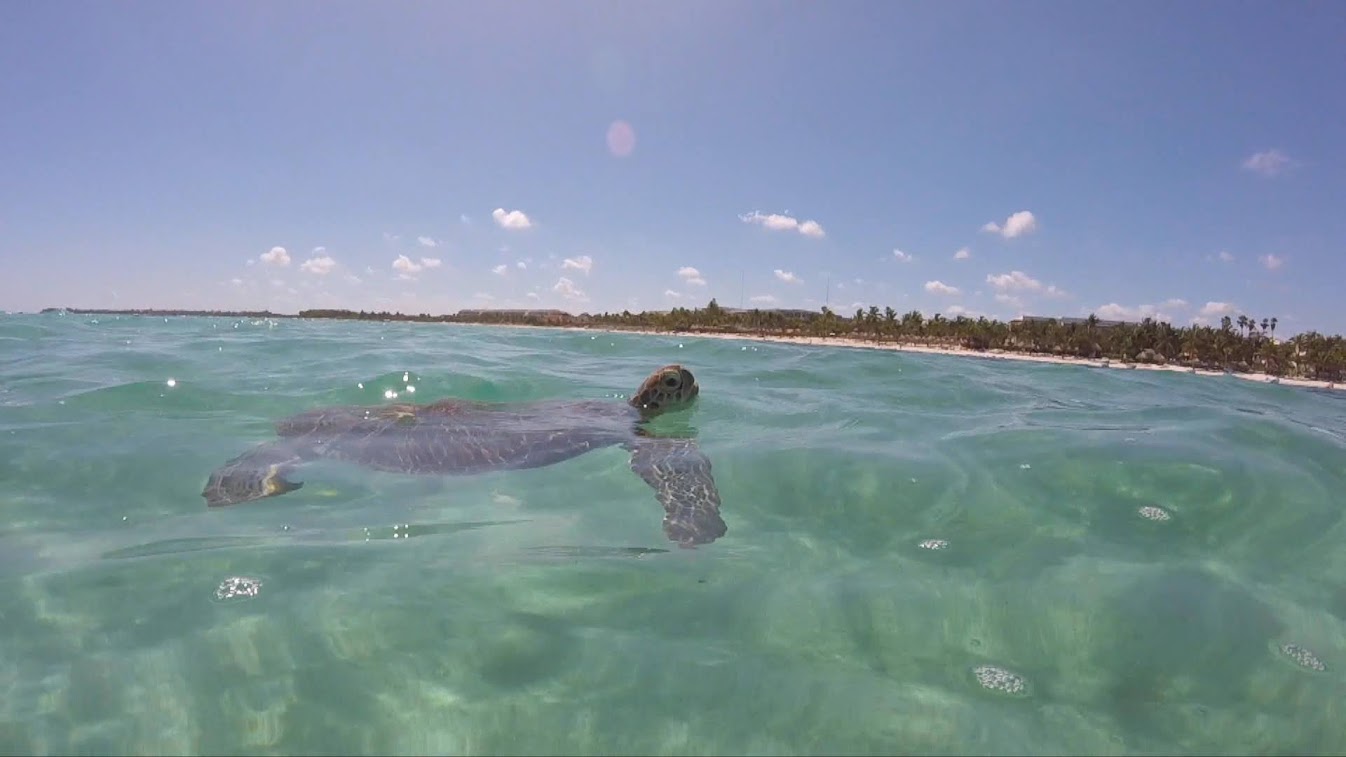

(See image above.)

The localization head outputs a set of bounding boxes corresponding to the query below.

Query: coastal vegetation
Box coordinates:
[41,301,1346,383]
[576,302,1344,382]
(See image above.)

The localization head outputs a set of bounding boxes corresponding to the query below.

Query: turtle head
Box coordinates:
[630,364,699,417]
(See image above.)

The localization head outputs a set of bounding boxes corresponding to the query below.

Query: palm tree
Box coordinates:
[435,300,1343,383]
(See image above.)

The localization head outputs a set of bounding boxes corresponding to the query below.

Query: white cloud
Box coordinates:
[492,208,533,230]
[981,210,1038,239]
[665,289,682,299]
[677,266,706,286]
[417,236,439,248]
[229,277,243,286]
[746,212,798,232]
[492,264,509,275]
[382,232,400,243]
[797,220,825,238]
[516,261,527,270]
[1259,253,1284,270]
[260,246,290,266]
[460,214,472,225]
[1199,301,1238,317]
[1093,299,1189,323]
[300,255,336,275]
[946,305,979,318]
[1242,149,1294,177]
[562,255,593,275]
[420,257,442,269]
[924,280,960,296]
[750,294,778,305]
[1218,250,1235,263]
[774,269,802,284]
[892,249,914,262]
[473,292,495,302]
[738,210,826,238]
[994,293,1024,309]
[953,247,971,260]
[985,270,1068,298]
[393,254,422,274]
[526,291,540,300]
[553,276,588,301]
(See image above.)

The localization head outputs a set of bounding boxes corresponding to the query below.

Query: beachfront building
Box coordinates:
[452,309,576,326]
[1011,315,1134,330]
[720,307,823,321]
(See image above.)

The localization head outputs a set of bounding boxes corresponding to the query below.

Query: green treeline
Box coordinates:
[43,301,1346,382]
[294,301,1345,382]
[43,307,288,319]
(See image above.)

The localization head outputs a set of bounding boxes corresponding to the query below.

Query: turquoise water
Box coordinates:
[2,313,1345,756]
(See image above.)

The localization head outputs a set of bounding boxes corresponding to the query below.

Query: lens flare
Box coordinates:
[606,120,636,157]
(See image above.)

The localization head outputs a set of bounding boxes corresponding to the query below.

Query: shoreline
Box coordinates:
[25,309,1342,393]
[477,321,1343,393]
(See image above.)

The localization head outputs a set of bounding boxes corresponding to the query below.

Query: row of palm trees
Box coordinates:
[577,300,1346,383]
[53,304,1343,382]
[268,302,1346,383]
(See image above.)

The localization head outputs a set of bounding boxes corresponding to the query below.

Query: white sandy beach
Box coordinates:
[476,322,1342,393]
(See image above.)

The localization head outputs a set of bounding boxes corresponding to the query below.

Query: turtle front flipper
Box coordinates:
[626,437,727,547]
[202,440,309,507]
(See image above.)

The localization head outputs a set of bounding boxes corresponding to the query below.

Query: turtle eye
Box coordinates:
[663,374,680,388]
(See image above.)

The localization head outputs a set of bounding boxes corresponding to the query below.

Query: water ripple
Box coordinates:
[2,313,1346,755]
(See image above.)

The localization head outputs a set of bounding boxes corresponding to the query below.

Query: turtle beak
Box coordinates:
[681,369,698,402]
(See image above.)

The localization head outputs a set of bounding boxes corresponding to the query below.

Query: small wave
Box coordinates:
[6,314,1346,755]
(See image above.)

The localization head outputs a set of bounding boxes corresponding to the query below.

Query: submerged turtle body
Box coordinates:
[202,364,726,546]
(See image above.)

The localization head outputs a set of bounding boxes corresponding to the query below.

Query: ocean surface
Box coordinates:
[2,313,1345,756]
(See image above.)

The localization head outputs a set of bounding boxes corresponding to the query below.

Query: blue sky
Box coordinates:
[2,1,1343,334]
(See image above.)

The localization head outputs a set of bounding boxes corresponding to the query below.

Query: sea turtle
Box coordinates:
[202,364,727,546]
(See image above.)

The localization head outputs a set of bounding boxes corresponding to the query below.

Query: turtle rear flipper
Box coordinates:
[627,437,727,547]
[202,441,308,507]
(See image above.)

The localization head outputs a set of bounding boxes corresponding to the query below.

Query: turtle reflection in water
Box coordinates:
[203,364,727,546]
